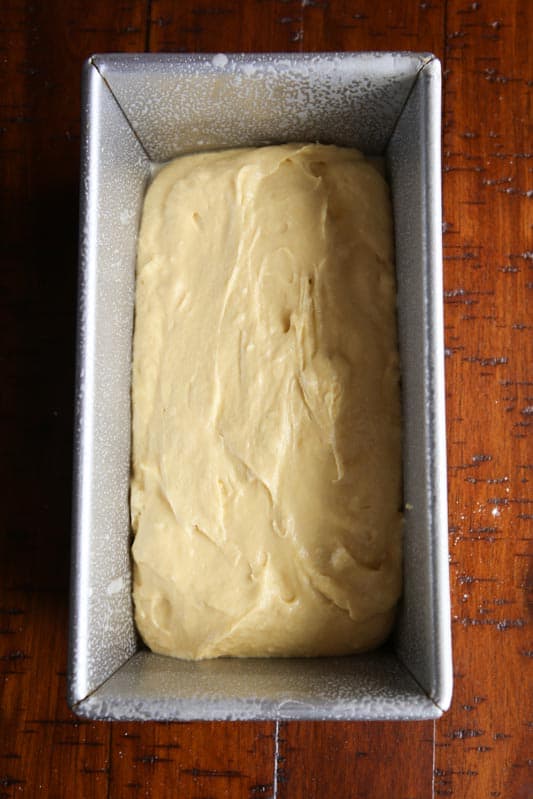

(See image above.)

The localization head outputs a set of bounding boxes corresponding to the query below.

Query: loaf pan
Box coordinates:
[69,52,452,721]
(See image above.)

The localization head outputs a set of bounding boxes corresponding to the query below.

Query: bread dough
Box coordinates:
[131,143,402,659]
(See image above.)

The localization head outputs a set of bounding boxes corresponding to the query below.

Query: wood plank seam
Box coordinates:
[273,719,280,799]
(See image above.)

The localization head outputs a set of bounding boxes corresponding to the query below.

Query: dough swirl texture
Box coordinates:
[131,143,402,659]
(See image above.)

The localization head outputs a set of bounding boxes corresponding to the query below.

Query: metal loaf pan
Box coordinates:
[69,52,452,721]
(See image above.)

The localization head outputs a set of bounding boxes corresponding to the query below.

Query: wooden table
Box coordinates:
[1,1,531,796]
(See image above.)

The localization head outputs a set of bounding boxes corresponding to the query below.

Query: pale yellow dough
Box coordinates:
[131,143,402,660]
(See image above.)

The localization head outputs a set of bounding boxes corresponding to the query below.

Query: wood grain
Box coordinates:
[276,721,435,799]
[1,1,532,797]
[109,722,275,798]
[436,2,533,798]
[149,0,307,52]
[0,2,147,797]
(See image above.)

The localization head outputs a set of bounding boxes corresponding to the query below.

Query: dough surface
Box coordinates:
[131,143,402,659]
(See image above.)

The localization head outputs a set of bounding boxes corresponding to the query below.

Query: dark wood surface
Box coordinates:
[1,1,531,797]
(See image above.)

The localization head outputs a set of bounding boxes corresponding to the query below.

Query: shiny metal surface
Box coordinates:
[69,52,452,720]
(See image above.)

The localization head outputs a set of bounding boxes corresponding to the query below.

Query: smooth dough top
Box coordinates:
[131,143,402,660]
